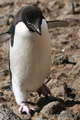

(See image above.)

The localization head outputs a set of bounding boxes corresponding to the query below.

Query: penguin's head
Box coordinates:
[0,5,45,37]
[21,5,44,35]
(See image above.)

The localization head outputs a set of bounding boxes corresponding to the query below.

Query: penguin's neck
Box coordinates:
[12,19,48,50]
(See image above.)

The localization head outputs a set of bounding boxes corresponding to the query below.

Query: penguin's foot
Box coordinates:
[19,102,34,116]
[37,83,51,98]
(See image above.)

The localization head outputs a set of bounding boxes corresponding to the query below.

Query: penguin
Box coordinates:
[0,5,69,116]
[9,5,51,115]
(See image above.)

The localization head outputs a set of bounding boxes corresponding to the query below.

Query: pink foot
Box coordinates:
[19,102,34,116]
[37,84,51,98]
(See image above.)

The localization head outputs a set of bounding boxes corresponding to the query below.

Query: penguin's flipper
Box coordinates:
[47,20,69,29]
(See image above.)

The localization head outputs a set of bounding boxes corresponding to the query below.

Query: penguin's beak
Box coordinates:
[27,20,42,35]
[34,24,41,35]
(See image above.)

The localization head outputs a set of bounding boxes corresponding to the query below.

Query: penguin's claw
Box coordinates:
[19,102,35,116]
[37,83,51,98]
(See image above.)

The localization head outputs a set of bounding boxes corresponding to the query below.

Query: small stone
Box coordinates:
[57,73,67,79]
[62,49,65,52]
[36,115,48,120]
[58,111,74,120]
[52,54,69,65]
[51,86,65,97]
[47,79,58,88]
[0,92,3,96]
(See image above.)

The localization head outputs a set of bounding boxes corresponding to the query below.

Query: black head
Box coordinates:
[8,5,44,36]
[22,5,44,35]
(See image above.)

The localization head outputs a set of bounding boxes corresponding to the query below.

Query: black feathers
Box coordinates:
[9,5,44,46]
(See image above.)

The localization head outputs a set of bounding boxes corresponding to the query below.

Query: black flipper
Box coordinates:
[47,20,69,29]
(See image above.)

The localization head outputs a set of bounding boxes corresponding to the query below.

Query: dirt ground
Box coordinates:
[0,0,80,120]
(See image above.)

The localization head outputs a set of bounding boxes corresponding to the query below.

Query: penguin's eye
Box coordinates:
[27,21,31,25]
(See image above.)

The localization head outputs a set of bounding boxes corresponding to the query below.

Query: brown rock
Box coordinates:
[51,86,65,97]
[0,104,21,120]
[40,101,65,115]
[58,111,74,120]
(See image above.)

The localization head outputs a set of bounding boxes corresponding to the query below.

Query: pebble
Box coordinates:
[51,86,65,97]
[58,111,74,120]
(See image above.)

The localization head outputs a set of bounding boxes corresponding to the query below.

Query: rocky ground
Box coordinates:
[0,0,80,120]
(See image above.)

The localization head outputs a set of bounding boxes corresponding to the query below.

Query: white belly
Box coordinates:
[10,20,51,91]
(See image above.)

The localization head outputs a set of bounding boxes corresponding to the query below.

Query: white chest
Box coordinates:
[10,20,51,91]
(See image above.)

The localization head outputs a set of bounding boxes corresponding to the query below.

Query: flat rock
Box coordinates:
[0,104,21,120]
[40,101,65,115]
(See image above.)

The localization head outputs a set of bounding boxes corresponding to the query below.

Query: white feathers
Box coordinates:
[10,19,51,105]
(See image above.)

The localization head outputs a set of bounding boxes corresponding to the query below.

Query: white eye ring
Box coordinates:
[27,21,31,25]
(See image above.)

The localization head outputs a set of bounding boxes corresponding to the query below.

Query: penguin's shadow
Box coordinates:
[1,85,80,114]
[27,95,80,113]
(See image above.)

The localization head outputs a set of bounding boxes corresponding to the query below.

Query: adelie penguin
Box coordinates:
[0,5,69,116]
